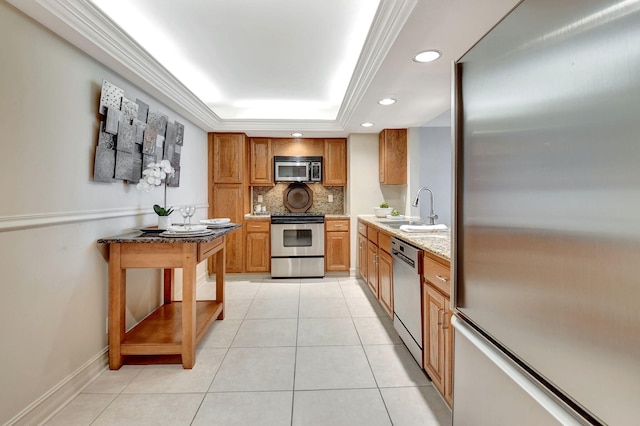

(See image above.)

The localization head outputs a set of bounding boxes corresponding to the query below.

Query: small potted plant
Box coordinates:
[137,159,175,229]
[374,201,393,217]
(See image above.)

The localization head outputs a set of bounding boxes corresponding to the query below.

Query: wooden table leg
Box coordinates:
[216,236,226,320]
[163,268,174,304]
[181,243,197,369]
[108,244,125,370]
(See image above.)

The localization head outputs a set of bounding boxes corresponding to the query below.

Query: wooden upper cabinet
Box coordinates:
[379,129,407,184]
[250,138,273,185]
[212,133,245,183]
[324,139,347,186]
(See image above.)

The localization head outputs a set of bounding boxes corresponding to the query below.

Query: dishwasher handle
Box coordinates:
[392,248,415,269]
[391,237,422,274]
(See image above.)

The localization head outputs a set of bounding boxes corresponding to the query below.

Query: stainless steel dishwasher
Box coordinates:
[391,237,423,367]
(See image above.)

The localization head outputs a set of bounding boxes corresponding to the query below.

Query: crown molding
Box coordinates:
[8,0,220,130]
[337,0,418,127]
[8,0,414,134]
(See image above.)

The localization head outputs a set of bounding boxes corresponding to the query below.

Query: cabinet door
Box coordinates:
[212,184,244,272]
[366,243,379,298]
[378,249,393,318]
[357,233,368,280]
[212,133,245,183]
[324,139,347,186]
[246,232,270,272]
[378,131,386,182]
[250,138,273,185]
[424,283,446,395]
[378,129,407,184]
[326,231,350,272]
[444,297,453,406]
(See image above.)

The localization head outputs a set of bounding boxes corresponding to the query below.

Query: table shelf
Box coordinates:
[121,301,223,355]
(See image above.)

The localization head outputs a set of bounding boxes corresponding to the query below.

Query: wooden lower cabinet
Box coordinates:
[366,242,379,298]
[245,219,270,272]
[423,253,453,407]
[325,219,350,272]
[357,233,368,279]
[358,220,393,318]
[211,184,244,273]
[377,248,393,317]
[424,284,447,394]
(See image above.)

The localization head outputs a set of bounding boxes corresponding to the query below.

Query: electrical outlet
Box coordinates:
[257,195,263,202]
[328,194,334,202]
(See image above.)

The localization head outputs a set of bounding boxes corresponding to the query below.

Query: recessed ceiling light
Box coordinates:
[291,132,303,137]
[361,122,374,128]
[413,50,441,63]
[378,98,396,106]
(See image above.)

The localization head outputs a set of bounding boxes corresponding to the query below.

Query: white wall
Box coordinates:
[347,134,381,272]
[0,3,209,423]
[408,126,453,227]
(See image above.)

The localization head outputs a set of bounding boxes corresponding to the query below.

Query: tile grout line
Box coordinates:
[189,278,261,424]
[86,361,146,425]
[290,277,302,426]
[342,275,396,426]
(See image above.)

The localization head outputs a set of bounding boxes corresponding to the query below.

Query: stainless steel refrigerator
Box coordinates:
[452,1,640,424]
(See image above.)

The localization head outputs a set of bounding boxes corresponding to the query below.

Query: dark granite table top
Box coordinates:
[97,224,241,244]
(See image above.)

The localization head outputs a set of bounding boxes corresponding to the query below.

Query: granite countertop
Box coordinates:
[358,215,451,261]
[97,224,241,244]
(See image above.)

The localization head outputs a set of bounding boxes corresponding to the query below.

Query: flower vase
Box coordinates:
[157,216,172,230]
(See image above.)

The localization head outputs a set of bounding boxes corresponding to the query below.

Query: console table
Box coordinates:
[98,225,240,369]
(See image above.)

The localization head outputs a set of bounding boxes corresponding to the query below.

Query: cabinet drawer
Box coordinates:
[378,231,392,254]
[358,221,367,236]
[423,254,451,297]
[245,220,270,233]
[367,226,379,245]
[326,219,350,232]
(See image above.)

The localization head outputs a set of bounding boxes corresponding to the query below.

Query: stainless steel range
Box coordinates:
[270,213,325,278]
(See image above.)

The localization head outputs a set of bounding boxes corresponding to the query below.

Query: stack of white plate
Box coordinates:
[200,218,234,228]
[161,224,213,237]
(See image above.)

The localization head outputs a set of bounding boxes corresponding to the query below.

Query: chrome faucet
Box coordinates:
[412,187,438,225]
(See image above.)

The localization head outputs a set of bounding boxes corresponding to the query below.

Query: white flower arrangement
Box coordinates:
[136,159,175,191]
[136,159,175,216]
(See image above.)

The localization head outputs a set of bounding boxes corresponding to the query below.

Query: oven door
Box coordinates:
[271,223,324,257]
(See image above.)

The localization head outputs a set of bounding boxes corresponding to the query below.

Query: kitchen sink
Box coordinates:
[378,220,425,229]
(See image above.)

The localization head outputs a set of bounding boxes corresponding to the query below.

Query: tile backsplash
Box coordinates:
[253,183,344,214]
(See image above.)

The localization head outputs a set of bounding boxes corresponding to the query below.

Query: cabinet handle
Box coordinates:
[437,308,443,327]
[442,311,449,330]
[436,275,449,283]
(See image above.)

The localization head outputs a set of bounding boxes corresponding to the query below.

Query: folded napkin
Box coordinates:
[167,224,208,232]
[399,224,448,233]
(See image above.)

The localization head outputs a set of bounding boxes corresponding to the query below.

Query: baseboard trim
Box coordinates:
[6,348,109,426]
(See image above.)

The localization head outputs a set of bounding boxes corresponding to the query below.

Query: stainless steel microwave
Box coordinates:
[274,156,322,182]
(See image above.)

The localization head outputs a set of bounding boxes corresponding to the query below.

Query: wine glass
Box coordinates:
[186,205,196,228]
[179,205,190,229]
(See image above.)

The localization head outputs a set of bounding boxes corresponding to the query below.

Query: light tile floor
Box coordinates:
[46,276,452,426]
